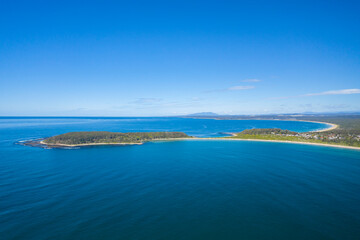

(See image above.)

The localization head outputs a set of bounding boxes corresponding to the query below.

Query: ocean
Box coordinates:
[1,117,359,239]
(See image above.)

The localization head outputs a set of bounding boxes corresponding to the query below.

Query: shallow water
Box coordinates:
[1,117,359,240]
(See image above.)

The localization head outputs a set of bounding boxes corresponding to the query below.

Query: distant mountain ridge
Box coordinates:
[186,112,219,117]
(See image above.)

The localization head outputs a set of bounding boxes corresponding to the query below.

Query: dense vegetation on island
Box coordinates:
[230,128,360,147]
[44,131,190,145]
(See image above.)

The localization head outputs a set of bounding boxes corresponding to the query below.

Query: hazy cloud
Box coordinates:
[122,97,205,111]
[191,97,203,101]
[268,96,292,100]
[75,107,88,111]
[228,86,255,90]
[204,85,255,93]
[323,104,350,109]
[241,79,261,83]
[128,98,163,105]
[304,89,360,96]
[300,104,313,108]
[269,88,360,100]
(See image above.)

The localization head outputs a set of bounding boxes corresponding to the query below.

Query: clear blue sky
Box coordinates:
[1,0,359,116]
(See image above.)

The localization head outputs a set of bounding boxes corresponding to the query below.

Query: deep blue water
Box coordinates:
[1,117,360,239]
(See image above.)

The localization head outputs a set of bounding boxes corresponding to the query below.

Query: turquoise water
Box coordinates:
[1,117,360,239]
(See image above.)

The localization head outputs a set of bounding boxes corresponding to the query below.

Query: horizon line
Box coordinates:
[1,112,360,118]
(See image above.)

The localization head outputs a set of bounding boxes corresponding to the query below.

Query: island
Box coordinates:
[19,131,192,148]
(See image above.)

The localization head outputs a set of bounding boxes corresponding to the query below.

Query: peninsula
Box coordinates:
[225,128,360,149]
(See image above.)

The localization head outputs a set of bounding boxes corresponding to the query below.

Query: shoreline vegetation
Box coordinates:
[41,131,191,147]
[222,129,360,150]
[19,119,360,150]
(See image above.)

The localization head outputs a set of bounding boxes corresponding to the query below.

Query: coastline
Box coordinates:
[39,138,194,147]
[35,119,350,150]
[39,140,143,147]
[290,120,338,132]
[185,117,339,132]
[150,137,360,151]
[38,136,360,150]
[182,138,360,151]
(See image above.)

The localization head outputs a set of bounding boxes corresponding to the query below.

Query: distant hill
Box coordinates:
[186,112,219,117]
